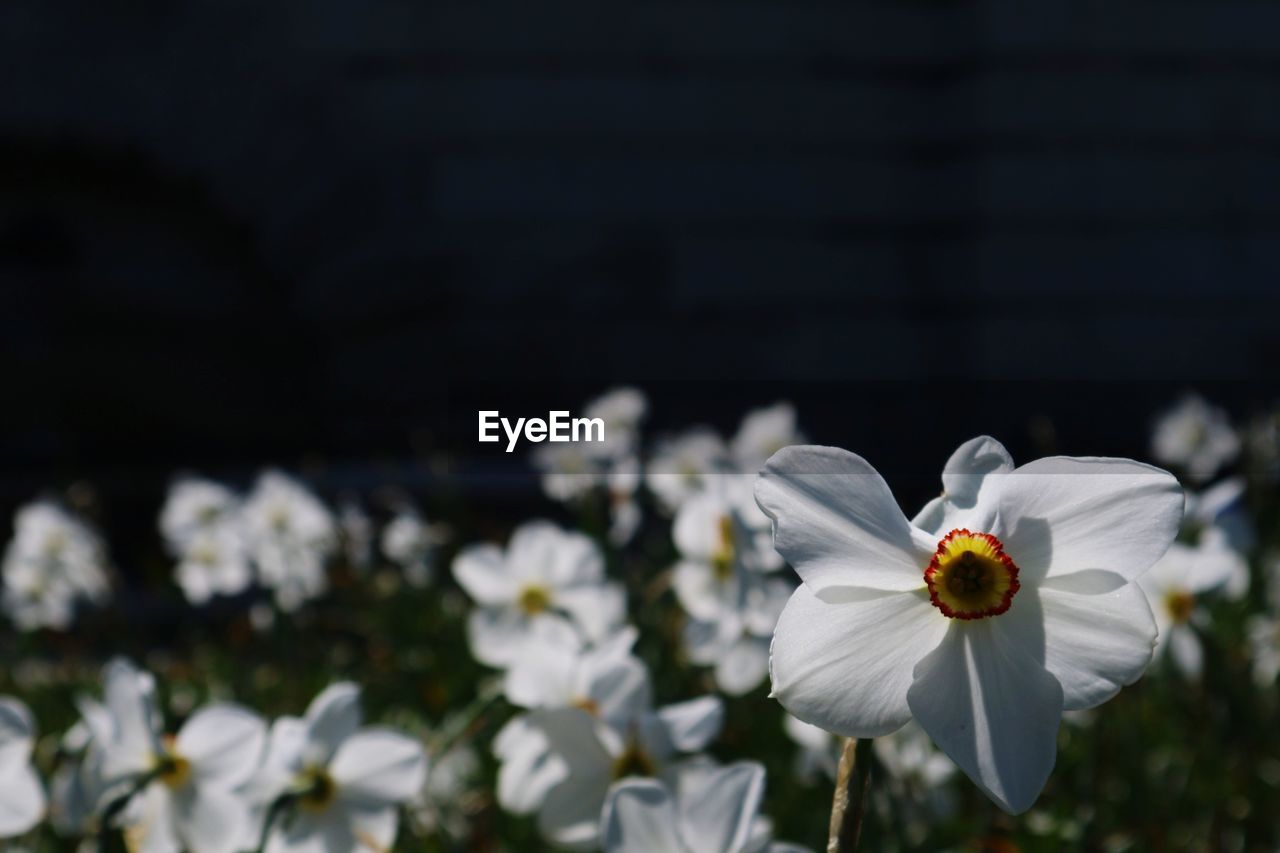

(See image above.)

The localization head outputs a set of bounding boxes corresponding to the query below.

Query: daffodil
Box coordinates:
[757,436,1182,813]
[247,683,426,853]
[380,508,442,588]
[89,659,266,853]
[2,500,110,631]
[1138,540,1240,679]
[0,697,45,838]
[600,759,805,853]
[453,521,626,668]
[782,713,840,783]
[242,471,337,612]
[646,428,730,513]
[1151,393,1240,483]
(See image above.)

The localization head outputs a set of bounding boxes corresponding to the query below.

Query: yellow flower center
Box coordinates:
[517,584,552,615]
[155,737,192,789]
[925,529,1020,620]
[612,741,656,780]
[298,764,339,814]
[711,515,736,582]
[572,696,601,717]
[1164,590,1195,624]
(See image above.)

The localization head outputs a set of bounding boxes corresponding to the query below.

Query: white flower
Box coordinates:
[646,429,730,513]
[730,403,805,475]
[2,501,110,631]
[453,521,626,668]
[782,714,840,783]
[583,387,648,459]
[247,683,426,853]
[410,739,480,839]
[91,659,266,853]
[50,698,110,837]
[0,697,45,838]
[535,443,609,503]
[534,388,647,503]
[756,436,1182,813]
[606,456,643,546]
[1183,478,1252,600]
[1138,540,1240,679]
[380,509,441,588]
[1246,615,1280,688]
[338,500,375,572]
[672,477,788,695]
[871,721,957,844]
[601,760,805,853]
[1151,393,1240,483]
[242,471,337,612]
[159,478,240,550]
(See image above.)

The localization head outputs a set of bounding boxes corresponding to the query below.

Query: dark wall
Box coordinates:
[2,0,1278,502]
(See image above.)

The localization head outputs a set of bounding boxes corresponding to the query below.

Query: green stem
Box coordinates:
[826,737,873,853]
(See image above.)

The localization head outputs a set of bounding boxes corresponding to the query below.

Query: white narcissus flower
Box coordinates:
[160,478,253,605]
[452,521,626,668]
[159,478,240,551]
[410,738,480,839]
[757,436,1182,814]
[1246,615,1280,688]
[672,477,789,695]
[1137,540,1240,679]
[380,509,442,588]
[0,697,46,838]
[582,387,648,459]
[242,471,337,612]
[247,683,427,853]
[601,760,806,853]
[646,429,730,513]
[730,403,805,475]
[2,500,111,631]
[606,456,643,547]
[91,659,266,853]
[1151,393,1240,483]
[534,388,647,503]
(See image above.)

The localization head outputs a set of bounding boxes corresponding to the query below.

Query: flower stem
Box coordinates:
[827,737,872,853]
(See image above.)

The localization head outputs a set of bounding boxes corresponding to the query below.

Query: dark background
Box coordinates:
[3,0,1279,522]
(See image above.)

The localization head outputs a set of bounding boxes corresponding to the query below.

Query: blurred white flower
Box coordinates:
[159,478,240,550]
[338,499,375,572]
[1151,393,1240,483]
[381,508,443,588]
[757,437,1182,813]
[502,627,649,729]
[606,455,643,546]
[601,759,805,853]
[410,738,480,839]
[1182,478,1252,600]
[242,471,337,612]
[533,388,647,504]
[247,683,426,853]
[1138,541,1241,679]
[646,428,729,513]
[872,721,957,845]
[89,659,266,853]
[2,500,110,631]
[0,697,46,838]
[452,521,626,668]
[50,698,112,837]
[1246,615,1280,688]
[782,714,839,783]
[730,403,805,475]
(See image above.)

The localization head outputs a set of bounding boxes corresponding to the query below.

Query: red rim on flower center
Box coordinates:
[924,528,1020,620]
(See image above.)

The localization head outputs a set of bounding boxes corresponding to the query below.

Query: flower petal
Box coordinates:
[494,715,569,815]
[177,704,266,788]
[673,760,765,853]
[304,683,362,765]
[912,436,1014,534]
[331,728,426,806]
[171,786,248,853]
[1005,585,1156,711]
[452,543,517,606]
[715,637,771,696]
[992,457,1183,588]
[770,584,947,737]
[908,623,1063,814]
[600,778,684,853]
[755,446,933,594]
[0,762,44,837]
[656,696,724,753]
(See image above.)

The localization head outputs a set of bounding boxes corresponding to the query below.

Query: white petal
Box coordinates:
[304,683,362,764]
[467,607,578,669]
[755,446,933,593]
[674,760,765,853]
[1170,626,1204,679]
[770,585,947,737]
[992,457,1183,588]
[1016,585,1157,711]
[176,704,266,788]
[534,710,615,849]
[912,436,1014,534]
[672,560,735,622]
[600,779,684,853]
[330,729,427,806]
[504,644,577,709]
[452,543,517,606]
[557,583,627,644]
[0,763,44,837]
[908,623,1063,814]
[494,716,568,815]
[656,696,724,753]
[715,638,771,696]
[171,786,248,853]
